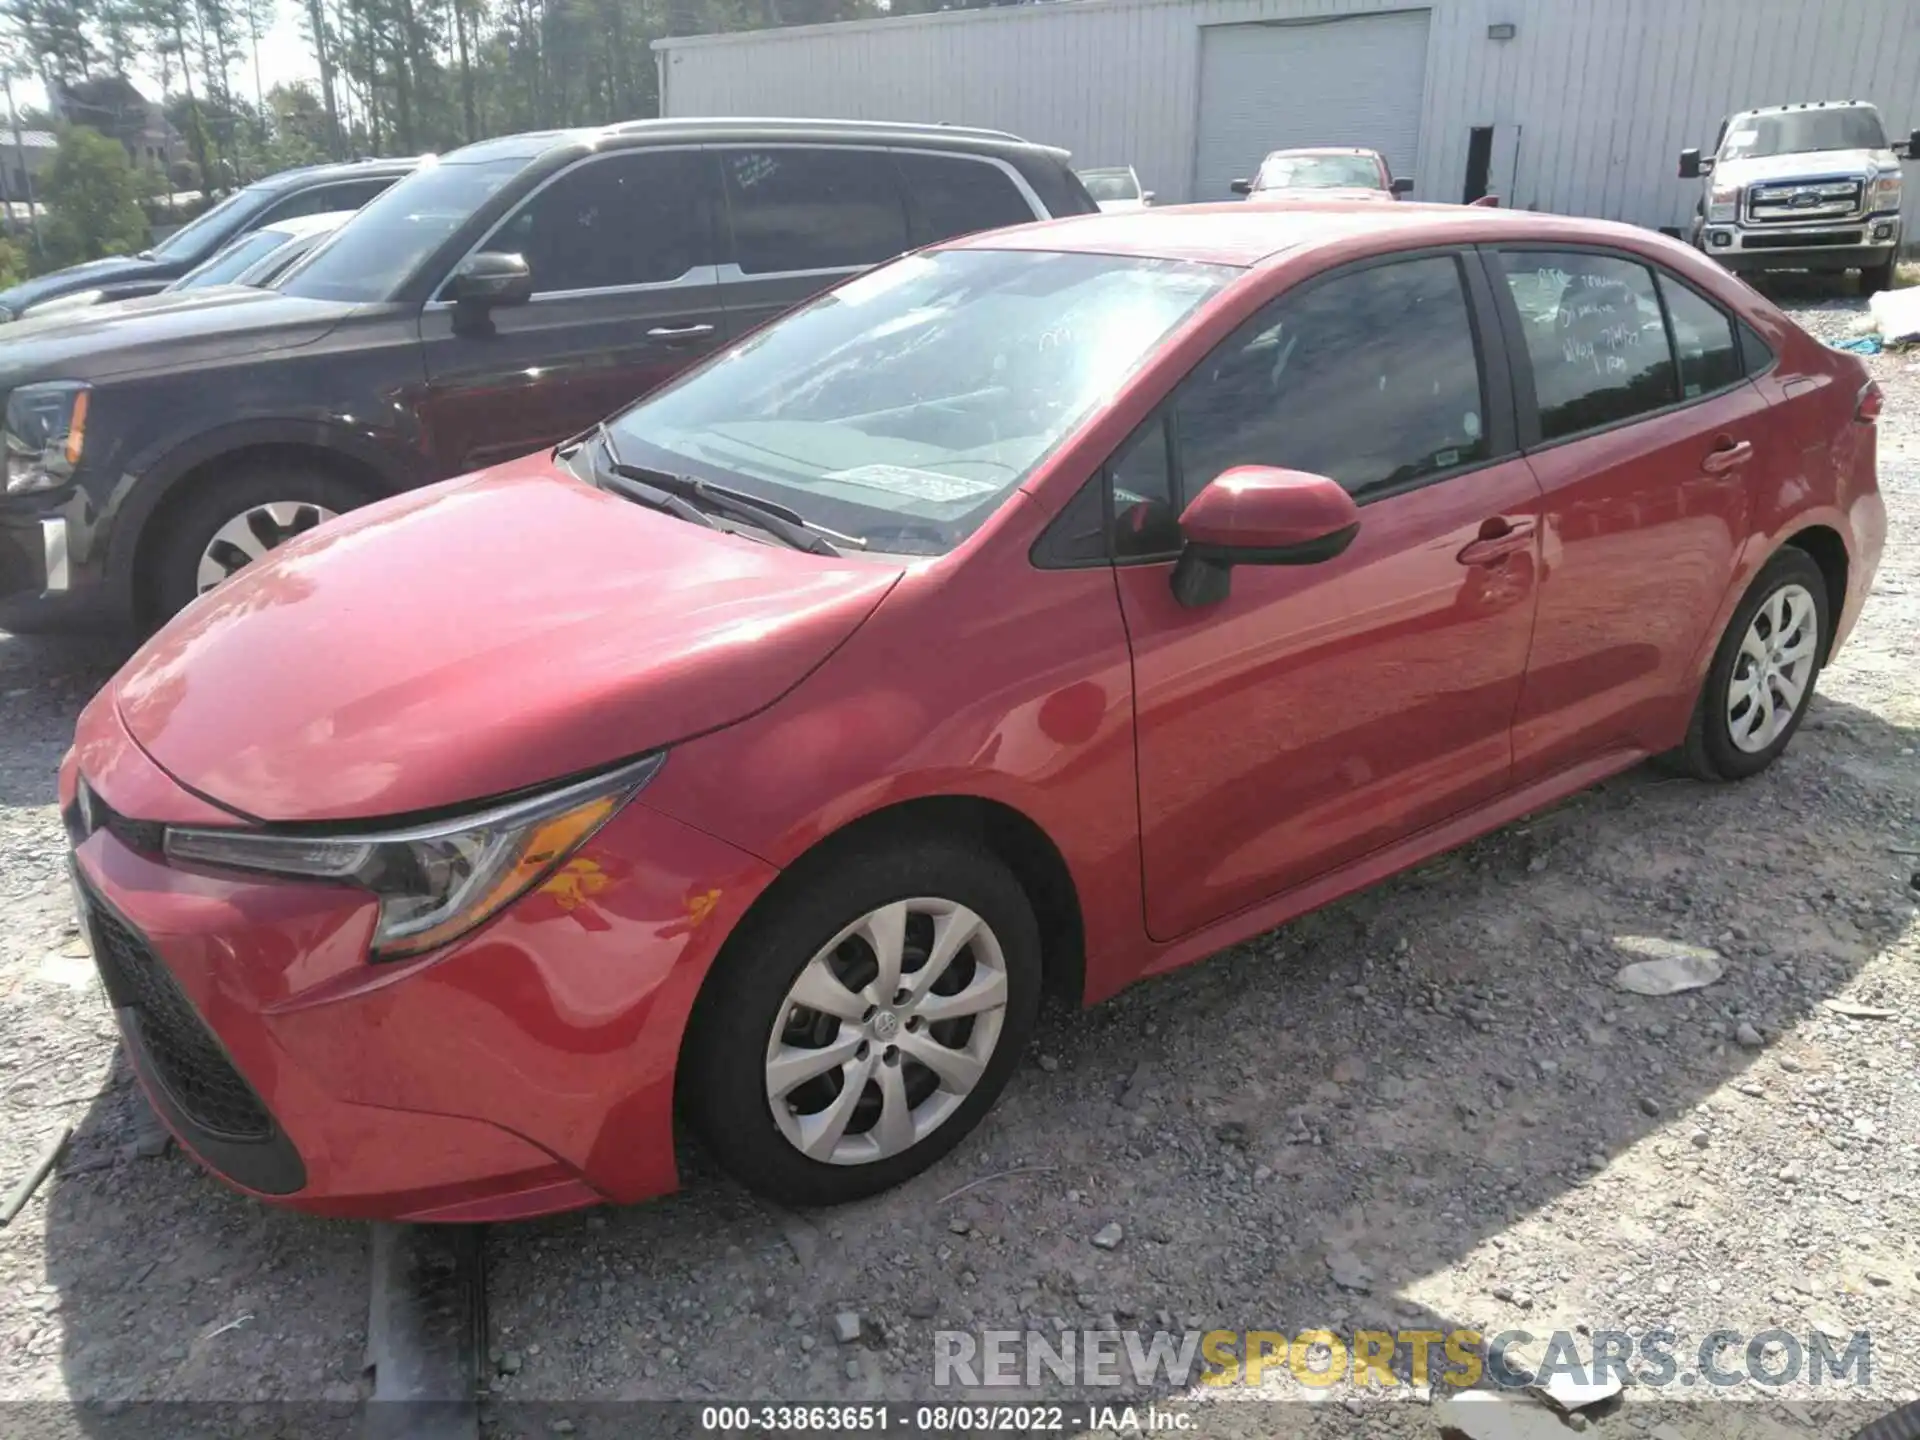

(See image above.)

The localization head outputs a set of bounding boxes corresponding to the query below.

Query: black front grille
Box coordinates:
[84,895,274,1141]
[1741,229,1864,250]
[65,779,166,855]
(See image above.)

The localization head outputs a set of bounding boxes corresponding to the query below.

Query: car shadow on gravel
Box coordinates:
[465,693,1916,1425]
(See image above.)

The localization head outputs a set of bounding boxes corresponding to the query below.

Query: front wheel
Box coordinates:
[1665,548,1829,781]
[683,835,1042,1207]
[148,465,369,625]
[1861,256,1897,295]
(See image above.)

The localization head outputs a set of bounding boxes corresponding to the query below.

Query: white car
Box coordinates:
[17,211,357,321]
[1078,165,1154,213]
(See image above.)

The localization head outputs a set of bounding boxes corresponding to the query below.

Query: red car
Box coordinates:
[1230,146,1412,201]
[63,201,1884,1222]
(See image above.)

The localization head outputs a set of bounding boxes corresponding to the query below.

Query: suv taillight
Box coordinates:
[1856,381,1883,424]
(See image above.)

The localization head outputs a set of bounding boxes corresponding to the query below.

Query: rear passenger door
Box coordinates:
[416,148,728,475]
[1486,246,1766,783]
[713,144,1044,334]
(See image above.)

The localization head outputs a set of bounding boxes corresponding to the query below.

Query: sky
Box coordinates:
[10,8,320,116]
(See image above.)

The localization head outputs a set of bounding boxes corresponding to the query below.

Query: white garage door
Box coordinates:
[1192,10,1431,202]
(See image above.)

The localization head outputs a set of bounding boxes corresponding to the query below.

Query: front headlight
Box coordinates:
[1706,182,1740,224]
[4,382,90,496]
[1868,172,1902,213]
[163,753,663,960]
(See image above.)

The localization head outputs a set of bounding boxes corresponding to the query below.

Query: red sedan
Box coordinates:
[62,201,1884,1221]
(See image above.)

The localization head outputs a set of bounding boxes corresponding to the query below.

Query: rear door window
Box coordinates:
[893,151,1037,246]
[1495,251,1678,441]
[1656,275,1741,398]
[720,146,910,275]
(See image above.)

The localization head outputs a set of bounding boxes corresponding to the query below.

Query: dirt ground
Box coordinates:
[1,281,1915,1438]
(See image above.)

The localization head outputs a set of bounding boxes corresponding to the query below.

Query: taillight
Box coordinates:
[1856,381,1883,424]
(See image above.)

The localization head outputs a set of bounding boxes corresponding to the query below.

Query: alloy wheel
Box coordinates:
[195,501,339,595]
[1727,582,1818,754]
[764,898,1010,1166]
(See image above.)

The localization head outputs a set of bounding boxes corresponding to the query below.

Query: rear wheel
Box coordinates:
[149,464,369,624]
[684,835,1041,1207]
[1663,548,1829,782]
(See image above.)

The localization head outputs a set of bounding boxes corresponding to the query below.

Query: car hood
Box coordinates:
[0,288,357,387]
[0,254,178,314]
[1248,186,1393,203]
[1095,199,1148,213]
[111,455,907,823]
[1716,148,1894,185]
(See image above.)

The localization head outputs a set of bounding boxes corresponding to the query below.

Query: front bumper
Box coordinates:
[0,485,122,630]
[1701,216,1902,272]
[61,694,779,1221]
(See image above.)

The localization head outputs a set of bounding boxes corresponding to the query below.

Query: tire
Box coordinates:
[1860,256,1896,295]
[683,834,1042,1207]
[1662,547,1829,782]
[148,464,370,625]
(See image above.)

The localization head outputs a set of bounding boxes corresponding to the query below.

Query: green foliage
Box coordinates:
[39,124,149,265]
[0,233,24,289]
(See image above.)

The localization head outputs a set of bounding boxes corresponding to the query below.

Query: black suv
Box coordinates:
[0,119,1095,631]
[0,157,421,322]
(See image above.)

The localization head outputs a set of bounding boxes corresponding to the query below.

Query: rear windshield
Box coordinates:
[275,157,526,304]
[1079,169,1141,202]
[1721,107,1887,160]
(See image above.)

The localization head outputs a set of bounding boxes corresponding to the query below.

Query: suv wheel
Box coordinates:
[1861,256,1896,295]
[150,465,369,624]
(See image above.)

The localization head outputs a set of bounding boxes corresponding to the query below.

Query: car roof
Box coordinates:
[1738,100,1879,117]
[944,198,1663,269]
[254,155,425,190]
[256,209,357,239]
[442,117,1070,167]
[1262,146,1385,159]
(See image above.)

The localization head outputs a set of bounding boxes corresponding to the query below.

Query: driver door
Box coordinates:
[1112,251,1545,940]
[415,148,730,477]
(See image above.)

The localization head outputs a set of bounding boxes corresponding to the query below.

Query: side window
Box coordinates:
[320,178,398,211]
[1497,250,1677,441]
[1172,254,1489,500]
[1657,275,1741,398]
[721,147,909,275]
[1109,415,1181,559]
[259,186,338,225]
[894,152,1037,247]
[491,150,716,295]
[1737,319,1775,377]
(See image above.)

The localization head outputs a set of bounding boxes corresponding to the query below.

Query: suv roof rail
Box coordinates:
[607,115,1030,145]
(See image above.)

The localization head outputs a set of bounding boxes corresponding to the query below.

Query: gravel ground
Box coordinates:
[1,282,1915,1438]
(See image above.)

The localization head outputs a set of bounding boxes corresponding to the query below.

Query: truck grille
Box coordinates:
[82,889,274,1141]
[1746,176,1866,225]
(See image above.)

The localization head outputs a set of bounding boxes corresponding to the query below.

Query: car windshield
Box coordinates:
[1255,154,1382,190]
[174,228,292,289]
[606,247,1231,556]
[1080,169,1141,202]
[147,186,276,263]
[1721,107,1887,160]
[276,157,524,303]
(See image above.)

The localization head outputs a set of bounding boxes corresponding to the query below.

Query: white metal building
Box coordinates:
[653,0,1920,240]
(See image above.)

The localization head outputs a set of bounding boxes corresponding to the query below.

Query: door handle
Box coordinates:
[647,323,715,340]
[1701,438,1754,474]
[1456,516,1536,567]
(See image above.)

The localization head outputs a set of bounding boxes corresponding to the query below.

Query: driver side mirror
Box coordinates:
[1170,467,1360,608]
[1390,176,1415,196]
[1897,129,1920,159]
[1229,178,1253,196]
[1678,148,1710,179]
[446,251,533,308]
[1141,190,1156,205]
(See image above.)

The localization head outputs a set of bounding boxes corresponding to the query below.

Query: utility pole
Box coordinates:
[2,66,41,256]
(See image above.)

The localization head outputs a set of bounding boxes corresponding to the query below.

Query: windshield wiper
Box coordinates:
[591,425,862,557]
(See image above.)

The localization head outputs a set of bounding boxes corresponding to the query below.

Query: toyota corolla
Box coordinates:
[61,202,1883,1220]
